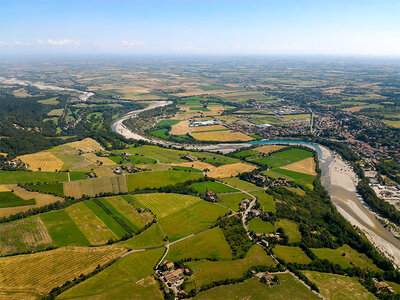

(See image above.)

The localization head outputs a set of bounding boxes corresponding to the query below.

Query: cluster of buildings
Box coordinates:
[157,261,191,297]
[373,278,395,294]
[189,119,218,127]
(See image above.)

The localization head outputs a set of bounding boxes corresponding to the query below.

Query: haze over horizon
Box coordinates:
[2,0,400,57]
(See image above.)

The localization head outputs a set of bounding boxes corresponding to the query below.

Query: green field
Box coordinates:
[186,245,275,290]
[105,196,153,230]
[166,228,232,261]
[189,181,238,194]
[129,155,157,164]
[0,191,35,208]
[231,149,260,159]
[217,192,248,211]
[119,223,165,250]
[65,202,117,245]
[0,217,52,255]
[273,245,311,264]
[131,193,201,218]
[69,171,86,181]
[25,183,64,197]
[37,97,59,105]
[84,200,128,238]
[124,145,240,166]
[253,148,313,168]
[150,128,170,139]
[0,171,68,184]
[159,200,229,241]
[40,210,90,247]
[250,190,275,213]
[126,170,202,191]
[156,119,180,128]
[303,271,375,300]
[58,248,164,300]
[220,177,262,192]
[172,166,202,173]
[276,219,302,243]
[248,218,275,234]
[271,168,315,189]
[311,244,380,271]
[194,274,319,300]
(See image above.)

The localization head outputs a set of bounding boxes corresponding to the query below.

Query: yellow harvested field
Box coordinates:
[0,186,11,192]
[281,157,317,176]
[0,245,126,295]
[343,106,363,112]
[82,153,116,166]
[170,120,191,135]
[0,153,7,157]
[13,88,31,98]
[191,125,227,132]
[207,163,257,178]
[16,151,64,172]
[254,145,287,155]
[191,131,253,142]
[63,181,83,199]
[0,292,36,299]
[65,138,104,153]
[0,185,64,218]
[169,161,217,171]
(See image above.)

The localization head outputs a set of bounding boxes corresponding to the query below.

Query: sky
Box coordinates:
[1,0,400,56]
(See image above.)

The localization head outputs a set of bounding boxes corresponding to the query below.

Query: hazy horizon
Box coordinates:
[2,0,400,57]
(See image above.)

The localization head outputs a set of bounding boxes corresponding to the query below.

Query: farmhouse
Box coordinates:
[249,209,260,217]
[260,239,269,247]
[261,274,273,284]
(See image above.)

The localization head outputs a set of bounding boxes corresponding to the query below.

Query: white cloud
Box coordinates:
[37,39,73,46]
[121,40,145,48]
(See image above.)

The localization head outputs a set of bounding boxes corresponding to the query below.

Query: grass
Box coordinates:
[0,170,68,184]
[253,148,313,168]
[172,166,202,173]
[126,170,202,191]
[39,210,90,247]
[166,228,232,261]
[69,171,86,181]
[194,274,319,300]
[273,245,311,264]
[84,200,128,238]
[119,223,165,250]
[156,119,180,128]
[220,177,263,192]
[150,128,170,139]
[131,193,201,218]
[25,183,64,197]
[276,219,302,243]
[104,196,153,230]
[303,271,376,300]
[0,245,126,296]
[186,245,275,289]
[58,248,164,300]
[250,190,275,213]
[97,198,140,232]
[386,281,400,294]
[130,155,157,164]
[217,192,248,211]
[190,106,210,111]
[273,168,315,189]
[311,244,381,271]
[81,175,128,197]
[0,191,35,208]
[231,149,260,159]
[160,200,229,241]
[65,202,117,245]
[37,97,59,105]
[248,218,275,234]
[0,217,52,255]
[189,181,238,194]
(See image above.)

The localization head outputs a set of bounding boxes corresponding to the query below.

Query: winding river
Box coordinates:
[112,102,400,267]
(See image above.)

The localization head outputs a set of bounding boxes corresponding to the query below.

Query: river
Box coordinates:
[112,102,400,267]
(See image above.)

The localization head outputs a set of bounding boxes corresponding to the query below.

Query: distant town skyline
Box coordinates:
[2,0,400,56]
